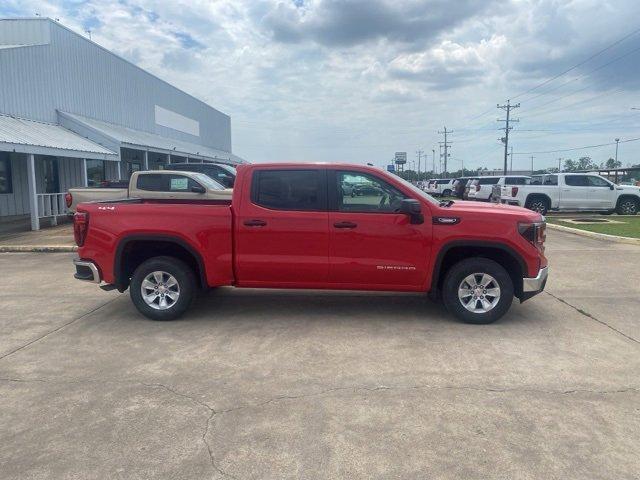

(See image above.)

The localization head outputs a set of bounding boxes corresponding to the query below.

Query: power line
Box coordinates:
[511,25,640,100]
[460,25,640,123]
[512,137,640,155]
[521,44,640,105]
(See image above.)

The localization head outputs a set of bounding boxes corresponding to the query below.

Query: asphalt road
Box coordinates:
[1,230,639,479]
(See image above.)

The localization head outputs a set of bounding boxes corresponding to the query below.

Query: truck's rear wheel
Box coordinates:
[442,189,452,197]
[525,196,549,215]
[442,258,513,324]
[130,256,196,321]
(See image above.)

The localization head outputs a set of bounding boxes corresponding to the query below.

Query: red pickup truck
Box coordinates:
[73,163,548,324]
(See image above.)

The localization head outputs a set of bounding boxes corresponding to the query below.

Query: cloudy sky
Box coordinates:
[2,0,640,171]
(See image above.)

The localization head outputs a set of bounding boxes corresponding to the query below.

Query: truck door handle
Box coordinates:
[244,219,267,227]
[333,221,357,229]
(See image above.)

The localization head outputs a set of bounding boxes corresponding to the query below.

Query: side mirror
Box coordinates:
[400,198,424,224]
[610,184,615,190]
[191,185,206,194]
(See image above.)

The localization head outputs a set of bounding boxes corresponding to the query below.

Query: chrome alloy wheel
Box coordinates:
[529,201,547,213]
[141,271,180,310]
[457,273,501,314]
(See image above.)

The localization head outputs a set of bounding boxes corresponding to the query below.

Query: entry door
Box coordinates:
[328,170,431,290]
[234,169,329,288]
[586,175,617,209]
[561,175,590,209]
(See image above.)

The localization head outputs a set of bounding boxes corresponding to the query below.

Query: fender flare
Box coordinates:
[113,234,208,288]
[430,240,527,293]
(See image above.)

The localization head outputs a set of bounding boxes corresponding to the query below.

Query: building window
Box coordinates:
[0,152,12,194]
[148,151,169,170]
[40,156,60,193]
[121,148,144,179]
[86,159,106,186]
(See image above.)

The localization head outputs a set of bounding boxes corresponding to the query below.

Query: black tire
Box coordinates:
[442,258,514,324]
[599,210,615,215]
[616,197,639,215]
[130,256,197,321]
[525,195,549,215]
[442,189,452,197]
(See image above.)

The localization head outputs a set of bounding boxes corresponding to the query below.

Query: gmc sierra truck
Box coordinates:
[499,172,640,215]
[72,163,548,325]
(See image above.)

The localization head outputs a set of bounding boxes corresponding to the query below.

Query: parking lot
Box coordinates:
[1,229,639,479]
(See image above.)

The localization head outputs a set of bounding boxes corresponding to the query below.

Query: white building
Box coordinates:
[0,17,244,231]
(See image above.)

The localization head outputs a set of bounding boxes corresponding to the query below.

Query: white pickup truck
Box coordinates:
[499,173,640,215]
[66,170,232,213]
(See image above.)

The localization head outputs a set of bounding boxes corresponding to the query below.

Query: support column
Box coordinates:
[81,158,88,187]
[143,150,149,170]
[27,153,39,231]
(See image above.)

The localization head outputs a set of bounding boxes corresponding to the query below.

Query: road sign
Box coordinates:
[394,152,407,164]
[387,164,395,172]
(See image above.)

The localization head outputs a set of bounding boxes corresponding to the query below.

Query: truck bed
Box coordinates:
[77,201,234,287]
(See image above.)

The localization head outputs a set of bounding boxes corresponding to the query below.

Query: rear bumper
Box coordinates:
[520,266,548,302]
[73,258,101,283]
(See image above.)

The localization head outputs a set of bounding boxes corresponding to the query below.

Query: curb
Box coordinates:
[0,245,78,253]
[546,222,640,246]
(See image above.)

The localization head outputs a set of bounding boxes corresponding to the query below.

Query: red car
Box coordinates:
[73,163,548,324]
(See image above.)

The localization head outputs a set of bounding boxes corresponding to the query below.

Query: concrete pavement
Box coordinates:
[0,230,639,479]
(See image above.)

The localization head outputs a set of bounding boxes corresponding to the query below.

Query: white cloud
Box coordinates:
[2,0,640,170]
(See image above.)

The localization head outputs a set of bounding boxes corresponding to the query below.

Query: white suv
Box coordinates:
[427,179,455,197]
[467,176,501,201]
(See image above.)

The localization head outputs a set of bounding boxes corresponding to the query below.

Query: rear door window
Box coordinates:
[505,177,528,185]
[252,170,323,211]
[564,175,589,187]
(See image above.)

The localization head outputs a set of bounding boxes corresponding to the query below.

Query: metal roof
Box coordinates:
[0,113,118,159]
[59,111,245,164]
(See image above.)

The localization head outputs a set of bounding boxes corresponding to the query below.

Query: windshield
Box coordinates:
[192,172,225,190]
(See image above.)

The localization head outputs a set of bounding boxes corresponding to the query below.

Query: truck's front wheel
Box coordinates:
[442,258,514,324]
[130,256,196,321]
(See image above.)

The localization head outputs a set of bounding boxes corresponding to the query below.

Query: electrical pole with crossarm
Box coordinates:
[438,127,452,178]
[497,100,519,175]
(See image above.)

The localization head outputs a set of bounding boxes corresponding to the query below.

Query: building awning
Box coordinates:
[58,111,246,165]
[0,113,119,159]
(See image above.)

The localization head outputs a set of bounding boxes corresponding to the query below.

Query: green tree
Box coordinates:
[563,159,578,172]
[576,156,597,171]
[605,157,622,169]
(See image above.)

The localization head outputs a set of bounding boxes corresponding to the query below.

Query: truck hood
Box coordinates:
[439,200,542,221]
[617,185,640,194]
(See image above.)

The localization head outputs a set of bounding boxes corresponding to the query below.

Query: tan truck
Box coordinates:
[65,170,232,213]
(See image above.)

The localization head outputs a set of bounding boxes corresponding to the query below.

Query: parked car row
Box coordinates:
[422,173,640,215]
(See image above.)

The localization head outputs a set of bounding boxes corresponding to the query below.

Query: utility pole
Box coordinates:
[416,149,424,179]
[615,138,620,164]
[558,158,562,172]
[497,100,520,175]
[432,149,436,175]
[509,146,513,173]
[530,156,534,174]
[438,127,452,178]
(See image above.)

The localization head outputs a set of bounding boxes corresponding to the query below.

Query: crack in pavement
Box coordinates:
[2,376,638,478]
[140,382,238,480]
[0,296,121,362]
[545,291,640,345]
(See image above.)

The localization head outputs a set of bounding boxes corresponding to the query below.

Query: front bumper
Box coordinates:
[520,266,548,302]
[73,258,101,283]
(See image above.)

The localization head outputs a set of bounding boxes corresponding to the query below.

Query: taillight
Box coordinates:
[65,192,72,208]
[511,186,519,197]
[519,222,546,251]
[73,212,89,247]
